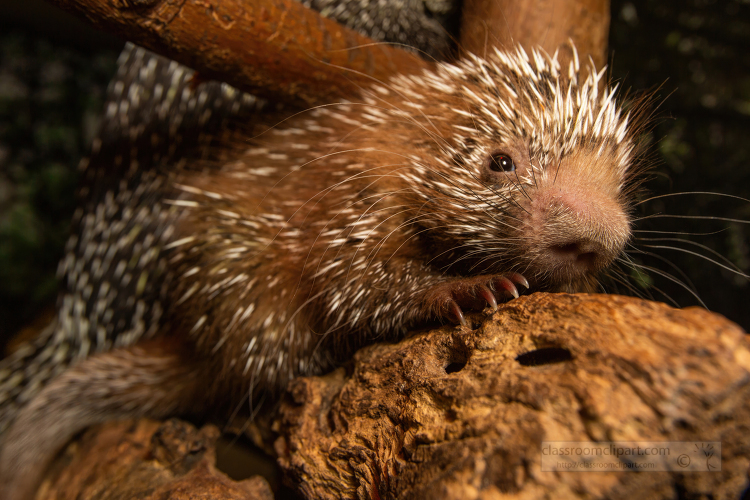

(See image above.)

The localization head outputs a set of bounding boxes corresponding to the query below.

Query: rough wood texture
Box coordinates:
[37,419,274,500]
[460,0,610,69]
[268,293,750,499]
[40,294,750,498]
[43,0,430,107]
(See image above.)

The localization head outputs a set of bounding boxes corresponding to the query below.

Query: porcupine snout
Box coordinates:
[520,176,631,286]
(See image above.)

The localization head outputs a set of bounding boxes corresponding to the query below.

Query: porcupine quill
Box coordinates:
[0,36,656,500]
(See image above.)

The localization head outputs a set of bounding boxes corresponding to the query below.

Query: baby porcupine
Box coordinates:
[0,45,645,499]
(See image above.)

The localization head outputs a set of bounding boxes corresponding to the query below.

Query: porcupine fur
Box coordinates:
[0,0,461,435]
[0,45,266,436]
[0,42,647,499]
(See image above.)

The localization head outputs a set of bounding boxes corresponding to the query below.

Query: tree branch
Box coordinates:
[44,0,431,107]
[460,0,610,69]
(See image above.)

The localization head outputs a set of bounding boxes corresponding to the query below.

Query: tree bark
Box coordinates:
[42,0,611,108]
[268,293,750,498]
[460,0,611,69]
[37,419,274,500]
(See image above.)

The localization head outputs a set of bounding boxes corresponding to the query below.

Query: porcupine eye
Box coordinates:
[487,152,515,172]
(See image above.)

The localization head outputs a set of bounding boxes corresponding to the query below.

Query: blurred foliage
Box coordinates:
[609,0,750,330]
[0,32,119,345]
[0,0,748,351]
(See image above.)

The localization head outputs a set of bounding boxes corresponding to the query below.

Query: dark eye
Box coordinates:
[487,152,515,172]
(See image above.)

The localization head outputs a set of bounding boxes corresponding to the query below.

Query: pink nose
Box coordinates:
[522,185,631,283]
[548,240,609,273]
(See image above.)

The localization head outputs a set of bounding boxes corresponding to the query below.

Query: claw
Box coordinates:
[496,277,519,299]
[478,284,498,311]
[448,300,468,327]
[509,273,529,289]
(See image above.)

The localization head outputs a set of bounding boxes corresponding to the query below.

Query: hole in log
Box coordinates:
[215,434,278,481]
[215,434,305,498]
[443,334,472,374]
[515,347,573,366]
[445,360,467,373]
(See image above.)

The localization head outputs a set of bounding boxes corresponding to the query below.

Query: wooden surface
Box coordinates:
[269,293,750,498]
[37,419,274,500]
[460,0,610,70]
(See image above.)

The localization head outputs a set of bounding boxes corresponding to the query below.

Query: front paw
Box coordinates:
[424,273,529,327]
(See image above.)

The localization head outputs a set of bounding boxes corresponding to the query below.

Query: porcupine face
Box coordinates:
[388,47,638,292]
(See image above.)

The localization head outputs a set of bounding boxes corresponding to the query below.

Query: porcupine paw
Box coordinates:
[425,273,529,327]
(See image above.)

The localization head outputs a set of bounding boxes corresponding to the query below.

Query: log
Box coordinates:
[268,293,750,498]
[39,294,750,498]
[37,419,274,500]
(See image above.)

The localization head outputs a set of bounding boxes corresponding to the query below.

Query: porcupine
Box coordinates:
[0,42,644,499]
[0,0,460,432]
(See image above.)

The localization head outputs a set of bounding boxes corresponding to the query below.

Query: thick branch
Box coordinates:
[460,0,610,69]
[269,293,750,498]
[44,0,430,107]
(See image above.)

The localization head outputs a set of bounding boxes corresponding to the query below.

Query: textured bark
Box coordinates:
[42,0,430,107]
[37,419,274,500]
[460,0,611,69]
[41,294,750,499]
[269,293,750,499]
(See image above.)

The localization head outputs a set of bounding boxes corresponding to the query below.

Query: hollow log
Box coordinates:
[36,418,274,500]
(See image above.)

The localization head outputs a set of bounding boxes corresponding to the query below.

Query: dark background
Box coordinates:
[0,0,748,352]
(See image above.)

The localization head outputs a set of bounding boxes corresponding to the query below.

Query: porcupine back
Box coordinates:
[0,44,265,435]
[0,0,461,441]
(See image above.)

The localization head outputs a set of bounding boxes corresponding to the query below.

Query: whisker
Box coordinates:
[633,214,750,224]
[622,260,706,308]
[614,257,685,307]
[601,267,649,300]
[636,242,749,279]
[356,212,439,281]
[633,229,728,236]
[635,191,750,206]
[626,244,698,293]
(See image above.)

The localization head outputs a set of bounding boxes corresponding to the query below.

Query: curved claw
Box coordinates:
[448,299,468,327]
[509,272,529,289]
[478,284,498,311]
[496,277,519,299]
